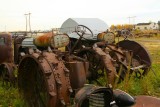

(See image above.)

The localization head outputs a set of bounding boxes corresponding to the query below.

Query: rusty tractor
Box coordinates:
[70,25,151,86]
[0,33,16,86]
[0,24,152,106]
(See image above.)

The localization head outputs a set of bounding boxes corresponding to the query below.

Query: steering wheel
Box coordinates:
[121,29,134,40]
[75,25,94,40]
[70,25,94,53]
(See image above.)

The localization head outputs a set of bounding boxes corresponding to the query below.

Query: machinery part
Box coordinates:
[113,89,135,107]
[77,48,106,86]
[133,95,160,107]
[75,25,94,40]
[75,84,114,107]
[117,40,152,77]
[70,25,94,53]
[97,32,115,44]
[21,38,36,48]
[33,32,70,48]
[120,30,135,40]
[77,40,151,86]
[105,44,130,82]
[18,52,72,107]
[0,33,13,64]
[0,63,16,86]
[77,45,118,87]
[14,35,26,64]
[93,45,117,86]
[66,61,88,90]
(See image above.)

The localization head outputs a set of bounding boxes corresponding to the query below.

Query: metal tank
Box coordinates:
[33,32,70,48]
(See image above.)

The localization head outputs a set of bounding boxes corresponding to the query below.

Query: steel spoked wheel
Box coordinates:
[117,40,152,79]
[18,57,48,107]
[130,57,150,79]
[77,49,107,86]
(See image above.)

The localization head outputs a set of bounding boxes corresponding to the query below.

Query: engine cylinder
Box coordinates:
[34,32,70,48]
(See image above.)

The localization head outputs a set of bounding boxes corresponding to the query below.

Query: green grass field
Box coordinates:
[0,36,160,106]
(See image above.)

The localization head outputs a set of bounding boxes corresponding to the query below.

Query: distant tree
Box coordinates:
[110,24,134,31]
[117,24,122,30]
[123,24,134,30]
[110,25,116,31]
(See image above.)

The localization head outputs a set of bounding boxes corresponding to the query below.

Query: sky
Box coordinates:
[0,0,159,31]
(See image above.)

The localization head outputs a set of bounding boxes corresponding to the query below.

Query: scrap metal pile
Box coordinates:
[0,25,153,107]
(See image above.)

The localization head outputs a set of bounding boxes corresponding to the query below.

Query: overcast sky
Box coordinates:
[0,0,159,31]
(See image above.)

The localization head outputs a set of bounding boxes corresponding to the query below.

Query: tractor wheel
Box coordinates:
[77,48,108,86]
[0,63,16,87]
[18,52,72,107]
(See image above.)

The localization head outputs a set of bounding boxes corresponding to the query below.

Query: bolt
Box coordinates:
[56,79,62,85]
[68,87,73,93]
[64,68,69,73]
[60,99,66,106]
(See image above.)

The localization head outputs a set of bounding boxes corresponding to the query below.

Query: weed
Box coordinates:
[0,82,25,107]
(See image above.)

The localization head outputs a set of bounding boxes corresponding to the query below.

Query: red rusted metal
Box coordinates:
[118,40,151,67]
[66,61,87,89]
[133,95,160,107]
[93,45,117,86]
[14,36,25,64]
[117,40,152,77]
[0,33,16,86]
[0,33,13,63]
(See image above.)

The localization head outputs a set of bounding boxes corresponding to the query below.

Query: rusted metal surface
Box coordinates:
[93,45,117,86]
[117,40,152,76]
[66,61,87,89]
[77,48,105,85]
[133,95,160,107]
[0,33,13,63]
[34,32,70,48]
[97,32,115,44]
[0,33,18,86]
[14,35,25,64]
[18,51,72,107]
[77,39,152,86]
[118,40,151,67]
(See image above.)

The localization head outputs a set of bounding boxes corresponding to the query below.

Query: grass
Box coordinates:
[115,64,160,97]
[0,35,160,106]
[0,82,25,107]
